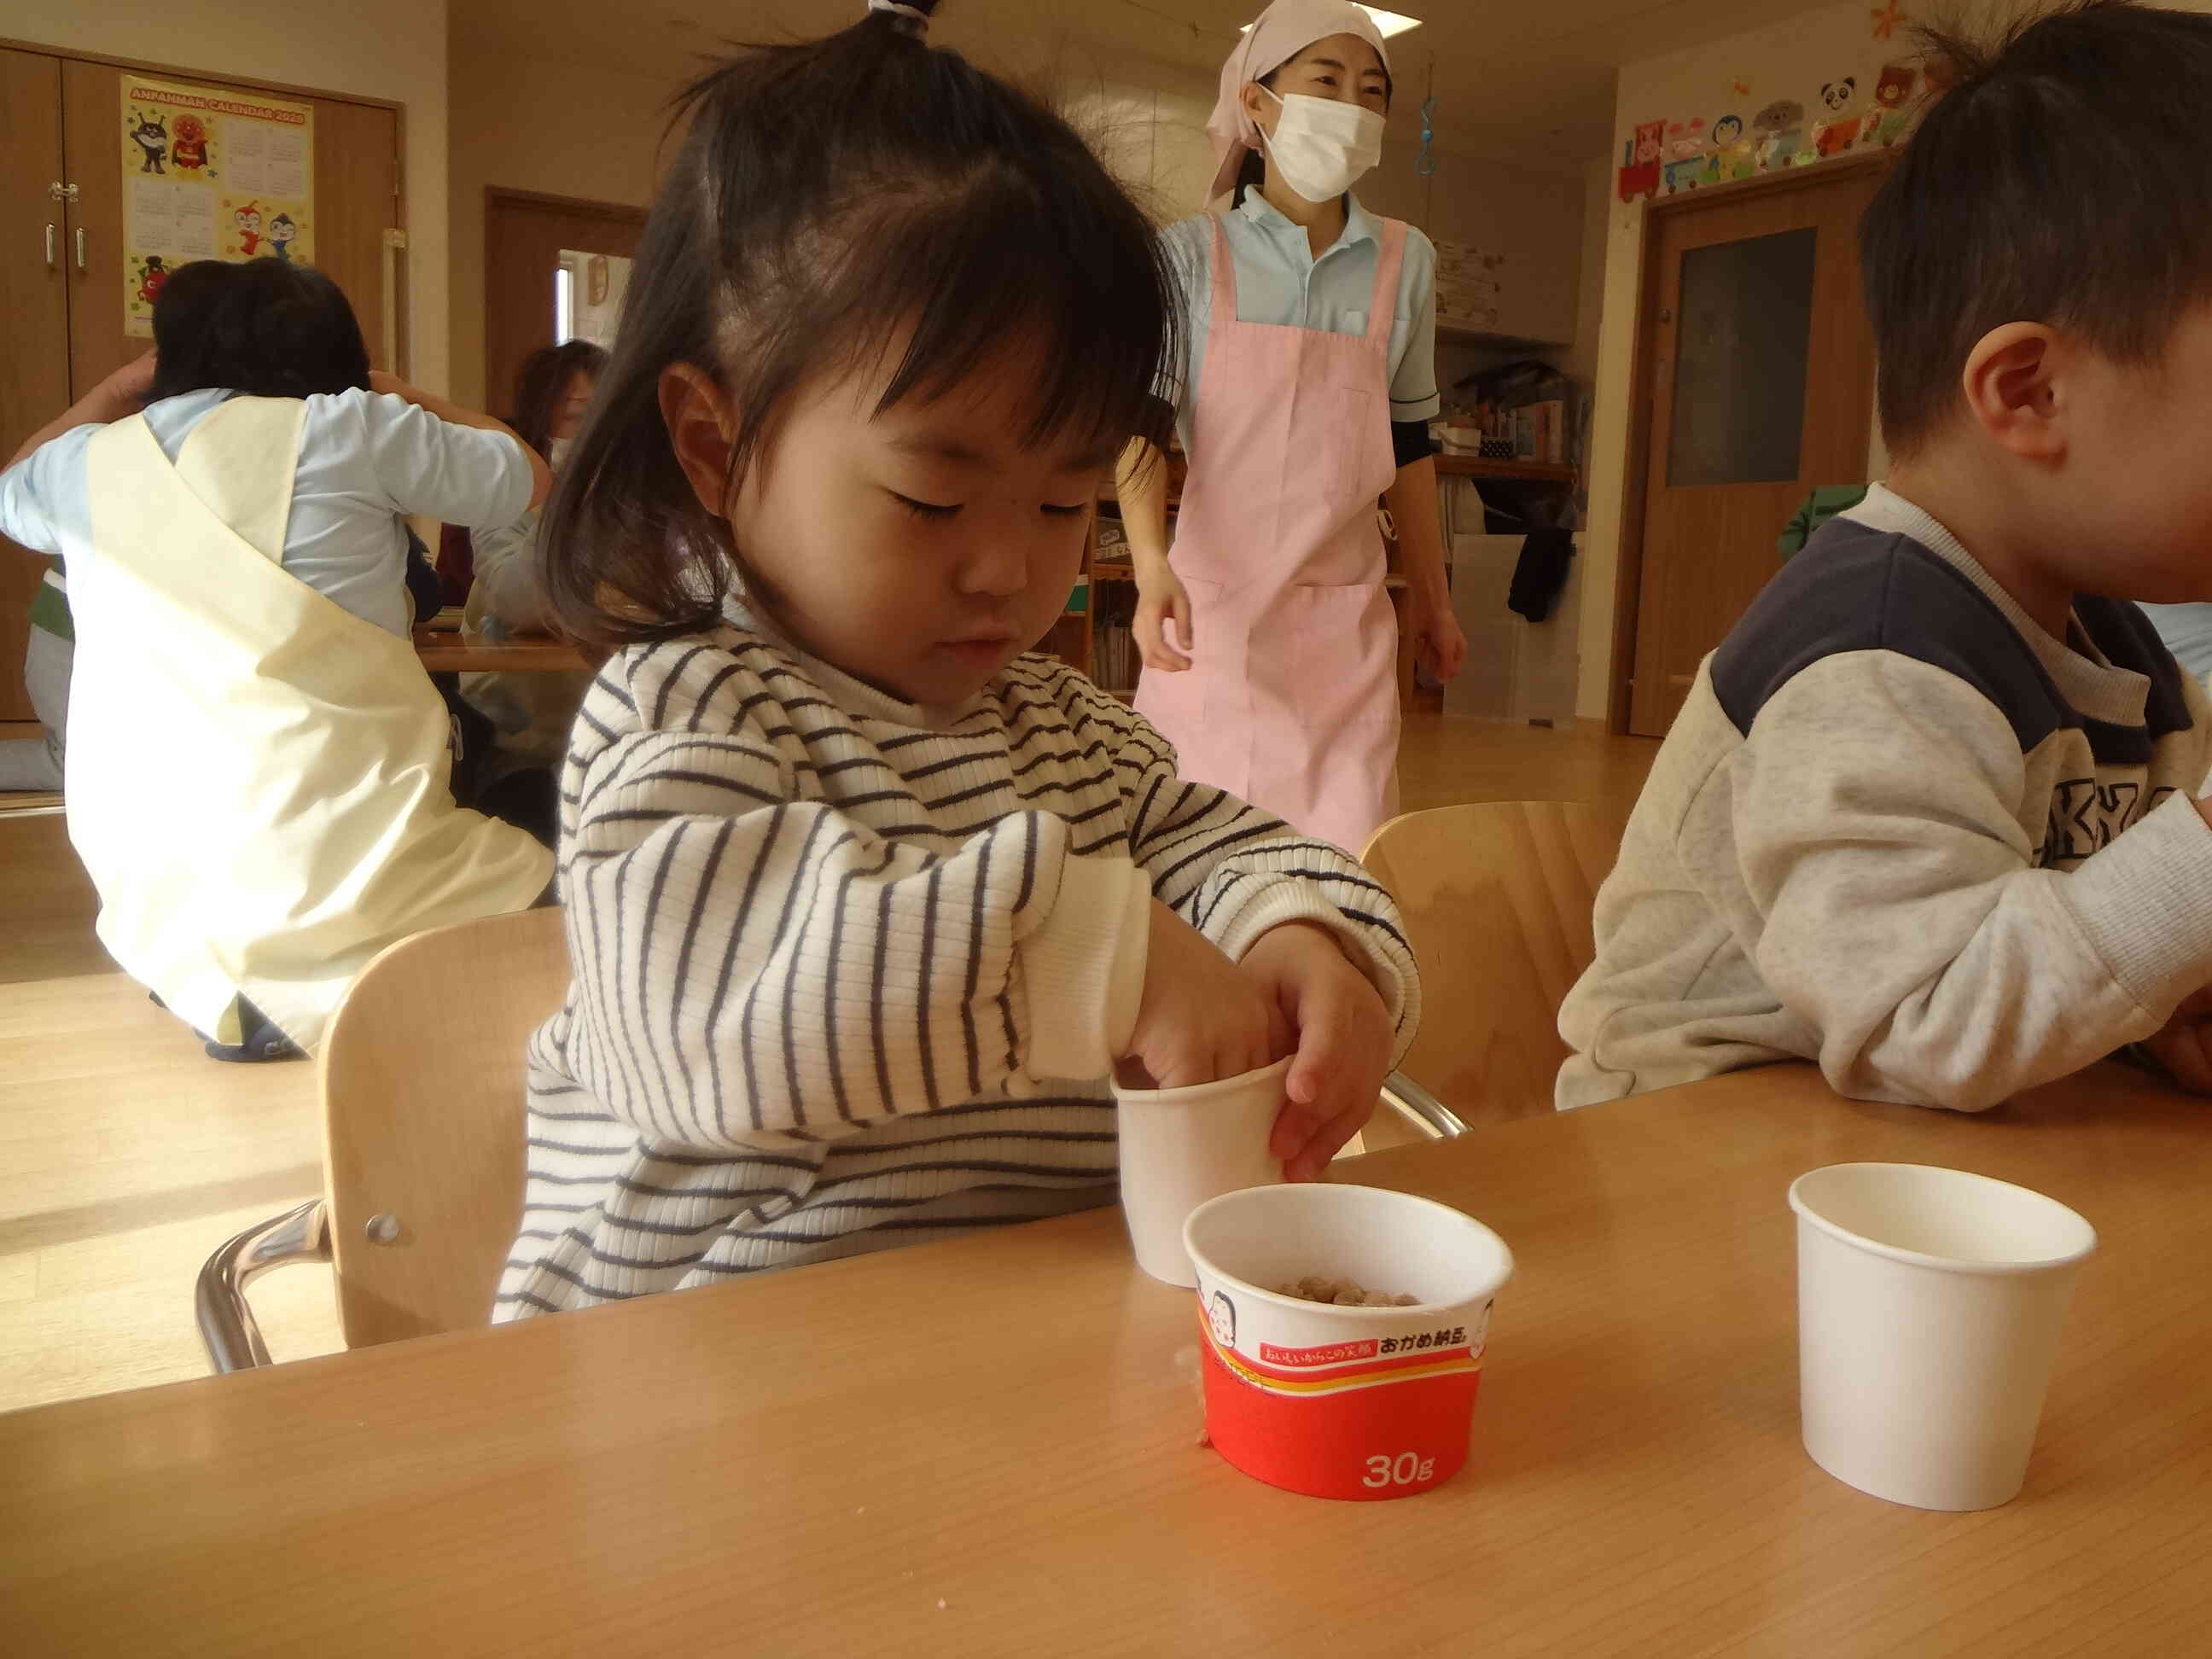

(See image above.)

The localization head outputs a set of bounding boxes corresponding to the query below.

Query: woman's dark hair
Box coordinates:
[1231,44,1394,207]
[508,340,608,461]
[540,0,1179,649]
[1861,0,2212,457]
[149,259,371,402]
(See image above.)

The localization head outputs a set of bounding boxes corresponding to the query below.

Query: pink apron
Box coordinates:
[1135,213,1406,855]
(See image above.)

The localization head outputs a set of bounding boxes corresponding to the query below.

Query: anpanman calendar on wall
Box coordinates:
[119,78,315,337]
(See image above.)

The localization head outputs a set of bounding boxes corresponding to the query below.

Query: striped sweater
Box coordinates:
[496,617,1421,1317]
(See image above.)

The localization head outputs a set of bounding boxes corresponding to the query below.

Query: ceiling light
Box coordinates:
[1242,6,1423,39]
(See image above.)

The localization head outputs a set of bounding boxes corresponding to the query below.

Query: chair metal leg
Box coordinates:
[1378,1072,1470,1140]
[195,1198,330,1373]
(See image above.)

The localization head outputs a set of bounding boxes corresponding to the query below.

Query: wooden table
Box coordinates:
[412,631,591,674]
[6,1063,2210,1656]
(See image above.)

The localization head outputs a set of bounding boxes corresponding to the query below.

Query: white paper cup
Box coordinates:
[1790,1162,2096,1511]
[1115,1057,1289,1286]
[1184,1184,1512,1499]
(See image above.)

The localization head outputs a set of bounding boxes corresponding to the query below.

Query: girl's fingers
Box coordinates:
[1285,1100,1371,1181]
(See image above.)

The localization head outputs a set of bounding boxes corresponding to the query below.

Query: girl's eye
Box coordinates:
[891,492,961,521]
[1042,504,1090,520]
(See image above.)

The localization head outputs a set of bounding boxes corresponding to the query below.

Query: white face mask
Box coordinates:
[549,434,573,469]
[1257,87,1385,203]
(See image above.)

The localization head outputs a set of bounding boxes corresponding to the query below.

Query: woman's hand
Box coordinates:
[1133,562,1195,673]
[1240,922,1394,1180]
[1405,591,1468,684]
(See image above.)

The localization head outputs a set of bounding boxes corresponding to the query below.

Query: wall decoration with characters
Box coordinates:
[119,78,315,337]
[1620,55,1927,201]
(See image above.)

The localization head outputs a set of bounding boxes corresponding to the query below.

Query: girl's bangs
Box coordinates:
[845,178,1173,452]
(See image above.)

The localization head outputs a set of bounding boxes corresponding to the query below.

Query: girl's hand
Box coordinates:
[2145,987,2212,1093]
[1121,902,1289,1091]
[1241,923,1394,1180]
[1406,591,1468,684]
[1133,564,1194,672]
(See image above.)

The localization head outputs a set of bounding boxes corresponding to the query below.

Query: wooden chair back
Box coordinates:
[318,905,569,1347]
[1362,801,1621,1124]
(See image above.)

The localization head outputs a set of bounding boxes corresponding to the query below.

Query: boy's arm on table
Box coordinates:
[561,688,1151,1150]
[1731,652,2212,1111]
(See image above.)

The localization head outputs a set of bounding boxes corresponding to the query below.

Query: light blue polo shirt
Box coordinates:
[1158,190,1441,453]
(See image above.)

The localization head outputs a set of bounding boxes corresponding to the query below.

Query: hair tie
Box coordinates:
[866,0,929,36]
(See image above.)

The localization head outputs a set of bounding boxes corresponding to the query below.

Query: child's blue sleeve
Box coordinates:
[0,426,97,559]
[344,388,535,531]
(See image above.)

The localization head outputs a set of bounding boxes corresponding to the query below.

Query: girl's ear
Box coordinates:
[659,362,738,516]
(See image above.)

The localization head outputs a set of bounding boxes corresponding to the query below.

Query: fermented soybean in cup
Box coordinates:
[1790,1162,2096,1511]
[1184,1183,1513,1500]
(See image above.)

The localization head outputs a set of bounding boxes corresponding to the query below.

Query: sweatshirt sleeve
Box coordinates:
[559,683,1150,1148]
[1730,650,2212,1110]
[1111,703,1421,1064]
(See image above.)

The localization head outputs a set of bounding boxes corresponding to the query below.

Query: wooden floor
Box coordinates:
[0,714,1659,1414]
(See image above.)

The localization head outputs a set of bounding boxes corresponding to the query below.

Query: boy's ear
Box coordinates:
[659,362,738,517]
[1960,323,2067,463]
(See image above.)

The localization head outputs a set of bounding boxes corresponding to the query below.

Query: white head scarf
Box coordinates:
[1203,0,1392,207]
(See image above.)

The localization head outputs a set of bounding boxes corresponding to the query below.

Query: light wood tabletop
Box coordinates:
[411,631,591,674]
[6,1061,2209,1657]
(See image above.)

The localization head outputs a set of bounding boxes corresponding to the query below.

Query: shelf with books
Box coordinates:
[1434,453,1575,484]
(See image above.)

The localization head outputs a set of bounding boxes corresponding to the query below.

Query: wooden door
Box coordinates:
[1,49,71,725]
[61,60,402,394]
[483,189,644,419]
[1622,161,1883,736]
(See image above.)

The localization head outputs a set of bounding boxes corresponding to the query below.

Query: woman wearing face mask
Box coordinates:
[460,339,608,844]
[1119,0,1465,857]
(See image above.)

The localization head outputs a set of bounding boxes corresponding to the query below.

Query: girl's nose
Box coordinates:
[955,531,1029,598]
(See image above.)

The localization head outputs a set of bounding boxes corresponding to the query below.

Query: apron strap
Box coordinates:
[1207,213,1241,323]
[171,397,307,566]
[1364,218,1409,346]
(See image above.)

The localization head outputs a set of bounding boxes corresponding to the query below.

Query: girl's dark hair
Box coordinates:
[508,340,608,460]
[149,259,372,402]
[1231,45,1394,207]
[541,0,1179,649]
[1861,0,2212,457]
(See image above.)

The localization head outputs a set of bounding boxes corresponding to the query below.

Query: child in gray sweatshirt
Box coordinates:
[1561,1,2212,1112]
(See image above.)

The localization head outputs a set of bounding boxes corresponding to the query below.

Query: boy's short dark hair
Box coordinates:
[1860,1,2212,457]
[149,258,372,403]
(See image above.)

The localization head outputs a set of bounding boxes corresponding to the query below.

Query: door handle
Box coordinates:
[45,223,57,269]
[74,227,87,271]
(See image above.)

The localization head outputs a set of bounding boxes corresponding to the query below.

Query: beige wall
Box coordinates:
[11,0,453,393]
[446,41,676,412]
[1558,156,1614,387]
